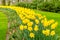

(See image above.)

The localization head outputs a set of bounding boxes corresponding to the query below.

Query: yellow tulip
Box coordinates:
[43,21,48,27]
[48,19,55,25]
[34,25,39,31]
[29,33,35,38]
[51,22,58,29]
[51,31,55,36]
[22,19,30,24]
[19,25,24,31]
[35,19,39,24]
[27,22,33,27]
[28,27,33,31]
[24,26,27,29]
[42,29,50,36]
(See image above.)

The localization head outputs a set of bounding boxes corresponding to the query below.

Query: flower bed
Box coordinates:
[0,6,58,40]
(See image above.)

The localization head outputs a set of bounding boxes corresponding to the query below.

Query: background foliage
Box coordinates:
[16,0,60,13]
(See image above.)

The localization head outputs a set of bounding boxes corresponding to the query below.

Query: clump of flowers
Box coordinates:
[0,6,58,40]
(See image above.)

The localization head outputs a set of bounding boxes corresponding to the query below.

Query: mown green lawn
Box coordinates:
[35,10,60,36]
[0,12,8,40]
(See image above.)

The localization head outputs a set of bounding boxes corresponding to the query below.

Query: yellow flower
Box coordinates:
[28,27,32,31]
[51,31,55,36]
[42,29,50,36]
[26,15,31,19]
[42,18,49,27]
[24,26,27,29]
[31,15,36,20]
[48,19,54,25]
[41,20,44,23]
[28,15,36,20]
[51,22,58,29]
[39,16,43,20]
[34,25,39,31]
[29,33,35,38]
[21,17,25,20]
[27,22,33,27]
[22,19,30,24]
[43,21,48,27]
[36,14,41,17]
[19,25,24,30]
[35,19,39,24]
[42,30,46,34]
[19,14,24,20]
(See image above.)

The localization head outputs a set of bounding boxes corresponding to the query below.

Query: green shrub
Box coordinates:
[16,0,60,13]
[16,2,36,9]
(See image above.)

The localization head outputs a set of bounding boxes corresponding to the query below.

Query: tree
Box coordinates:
[8,0,10,6]
[2,0,6,5]
[18,0,19,2]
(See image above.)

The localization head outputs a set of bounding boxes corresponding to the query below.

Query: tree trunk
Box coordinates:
[8,0,10,6]
[2,0,6,5]
[18,0,19,2]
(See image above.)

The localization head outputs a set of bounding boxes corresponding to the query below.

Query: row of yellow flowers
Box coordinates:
[0,6,58,39]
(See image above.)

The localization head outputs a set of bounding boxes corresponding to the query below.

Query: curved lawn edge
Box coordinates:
[0,12,8,40]
[0,8,20,40]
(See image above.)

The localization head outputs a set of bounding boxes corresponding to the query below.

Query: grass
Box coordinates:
[0,12,8,40]
[35,10,60,36]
